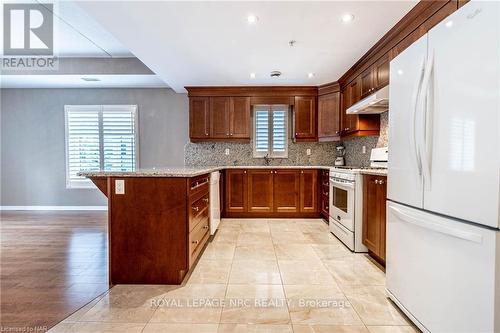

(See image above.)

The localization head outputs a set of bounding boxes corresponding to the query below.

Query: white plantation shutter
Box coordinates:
[102,106,137,172]
[254,107,269,157]
[253,105,288,158]
[65,105,138,188]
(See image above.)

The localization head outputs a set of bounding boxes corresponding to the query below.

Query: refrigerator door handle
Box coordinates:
[420,49,434,190]
[411,58,426,176]
[390,205,483,243]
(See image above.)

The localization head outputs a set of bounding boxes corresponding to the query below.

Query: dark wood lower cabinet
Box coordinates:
[273,170,300,213]
[248,170,274,213]
[225,169,247,213]
[223,168,321,218]
[90,174,211,285]
[299,170,318,213]
[362,174,387,264]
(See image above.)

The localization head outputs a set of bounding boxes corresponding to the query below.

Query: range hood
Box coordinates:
[346,85,389,114]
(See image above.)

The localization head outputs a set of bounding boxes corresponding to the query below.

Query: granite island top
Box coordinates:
[79,165,334,178]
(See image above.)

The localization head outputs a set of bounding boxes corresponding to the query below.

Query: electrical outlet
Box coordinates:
[306,148,311,156]
[225,148,230,155]
[115,179,125,194]
[362,146,366,154]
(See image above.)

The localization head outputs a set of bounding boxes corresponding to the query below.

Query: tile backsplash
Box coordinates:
[184,112,389,168]
[185,141,339,167]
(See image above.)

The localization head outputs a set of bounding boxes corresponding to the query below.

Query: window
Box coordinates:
[253,105,288,158]
[65,105,138,188]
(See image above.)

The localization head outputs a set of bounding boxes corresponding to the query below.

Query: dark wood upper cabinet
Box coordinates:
[229,97,250,139]
[210,97,230,138]
[189,97,210,139]
[362,174,387,263]
[374,54,390,90]
[294,96,316,141]
[360,68,375,99]
[273,170,300,213]
[247,170,274,213]
[318,92,340,140]
[225,169,248,213]
[300,170,318,213]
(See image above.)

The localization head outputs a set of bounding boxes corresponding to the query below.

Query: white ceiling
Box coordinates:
[0,0,133,57]
[1,74,167,88]
[76,1,416,93]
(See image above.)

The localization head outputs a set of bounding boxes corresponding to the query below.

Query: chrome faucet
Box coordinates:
[263,154,271,166]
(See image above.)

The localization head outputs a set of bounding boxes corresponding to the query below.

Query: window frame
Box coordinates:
[253,104,289,158]
[64,105,139,189]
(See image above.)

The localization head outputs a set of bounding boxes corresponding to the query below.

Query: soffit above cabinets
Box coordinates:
[75,1,416,93]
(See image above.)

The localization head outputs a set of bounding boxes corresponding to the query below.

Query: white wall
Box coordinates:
[0,88,188,206]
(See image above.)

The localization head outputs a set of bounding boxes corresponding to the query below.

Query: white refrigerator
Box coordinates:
[387,1,500,332]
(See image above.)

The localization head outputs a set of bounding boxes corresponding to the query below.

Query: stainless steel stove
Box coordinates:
[328,147,388,252]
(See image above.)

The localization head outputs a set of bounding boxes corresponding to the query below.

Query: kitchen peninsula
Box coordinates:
[82,165,331,285]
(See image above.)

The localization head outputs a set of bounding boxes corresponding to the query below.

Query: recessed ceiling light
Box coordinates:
[250,73,256,79]
[308,73,315,78]
[81,77,100,82]
[397,69,404,75]
[445,20,453,28]
[247,15,258,24]
[341,13,355,23]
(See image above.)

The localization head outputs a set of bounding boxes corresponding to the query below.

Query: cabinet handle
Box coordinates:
[193,206,199,212]
[192,240,199,245]
[230,133,233,136]
[203,225,209,229]
[203,198,209,203]
[374,180,379,184]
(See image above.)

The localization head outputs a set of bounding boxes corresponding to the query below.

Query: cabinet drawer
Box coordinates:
[189,174,210,197]
[189,216,210,267]
[189,193,209,231]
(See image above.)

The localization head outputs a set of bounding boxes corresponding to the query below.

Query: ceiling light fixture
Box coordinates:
[81,77,100,82]
[445,20,453,28]
[341,13,355,23]
[250,73,256,79]
[247,15,258,24]
[308,73,315,78]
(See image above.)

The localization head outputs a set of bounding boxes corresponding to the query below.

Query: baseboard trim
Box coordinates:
[0,206,108,211]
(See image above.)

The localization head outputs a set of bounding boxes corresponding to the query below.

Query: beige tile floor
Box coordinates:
[49,219,418,333]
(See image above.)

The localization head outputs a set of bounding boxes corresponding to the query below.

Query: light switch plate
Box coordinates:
[306,148,311,156]
[362,146,367,154]
[225,148,230,155]
[115,179,125,194]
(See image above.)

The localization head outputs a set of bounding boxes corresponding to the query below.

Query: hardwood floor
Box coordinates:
[0,211,109,331]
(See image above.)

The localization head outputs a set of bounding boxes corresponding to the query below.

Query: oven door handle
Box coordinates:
[329,179,355,190]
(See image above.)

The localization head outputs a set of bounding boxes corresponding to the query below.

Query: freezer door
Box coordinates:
[422,1,500,228]
[387,35,427,208]
[386,202,499,333]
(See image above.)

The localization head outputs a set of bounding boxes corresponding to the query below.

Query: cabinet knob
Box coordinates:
[203,225,209,229]
[230,133,233,136]
[301,171,304,174]
[192,240,199,245]
[203,198,209,203]
[243,170,247,174]
[193,206,199,212]
[205,133,209,136]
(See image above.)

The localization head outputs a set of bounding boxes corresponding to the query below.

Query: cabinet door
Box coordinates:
[318,92,340,139]
[229,97,250,139]
[299,170,318,213]
[378,177,387,261]
[374,55,390,90]
[360,68,374,99]
[210,97,230,138]
[342,80,360,133]
[362,175,381,253]
[248,170,274,213]
[189,97,210,139]
[225,169,248,213]
[273,170,300,213]
[294,96,316,140]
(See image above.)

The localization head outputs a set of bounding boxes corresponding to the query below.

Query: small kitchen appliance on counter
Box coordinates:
[334,146,345,166]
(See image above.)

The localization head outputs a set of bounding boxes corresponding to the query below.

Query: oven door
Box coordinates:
[329,178,355,231]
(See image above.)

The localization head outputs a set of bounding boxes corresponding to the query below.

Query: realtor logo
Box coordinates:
[3,3,54,56]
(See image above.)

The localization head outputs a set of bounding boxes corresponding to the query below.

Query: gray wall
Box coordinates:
[0,88,188,206]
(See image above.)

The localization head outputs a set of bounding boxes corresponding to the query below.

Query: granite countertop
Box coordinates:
[358,169,388,176]
[79,165,333,178]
